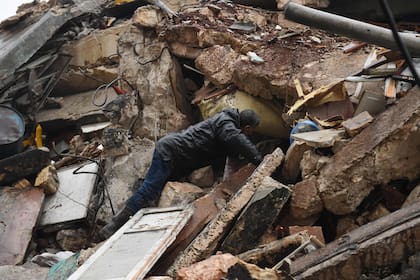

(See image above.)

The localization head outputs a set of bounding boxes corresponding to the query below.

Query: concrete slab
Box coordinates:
[0,187,45,265]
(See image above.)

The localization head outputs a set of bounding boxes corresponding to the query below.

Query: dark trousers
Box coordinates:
[126,149,172,212]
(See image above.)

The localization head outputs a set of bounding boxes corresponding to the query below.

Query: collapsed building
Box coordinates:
[0,0,419,279]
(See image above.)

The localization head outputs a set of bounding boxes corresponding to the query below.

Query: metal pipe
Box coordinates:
[284,2,420,57]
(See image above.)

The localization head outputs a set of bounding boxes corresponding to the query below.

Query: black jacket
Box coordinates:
[155,108,262,174]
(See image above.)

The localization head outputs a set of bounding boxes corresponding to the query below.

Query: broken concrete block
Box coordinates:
[169,148,284,275]
[403,184,420,208]
[342,111,374,137]
[289,226,325,245]
[35,165,59,195]
[195,45,240,88]
[221,176,291,254]
[52,66,119,96]
[318,87,420,215]
[188,165,214,188]
[168,41,202,59]
[290,201,420,279]
[133,5,163,28]
[176,253,281,280]
[176,253,239,280]
[281,141,311,183]
[290,177,323,220]
[63,22,129,67]
[158,181,204,207]
[56,229,88,251]
[119,24,189,140]
[300,149,321,179]
[291,128,346,148]
[0,187,45,265]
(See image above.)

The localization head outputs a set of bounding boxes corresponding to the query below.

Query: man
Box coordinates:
[98,108,262,240]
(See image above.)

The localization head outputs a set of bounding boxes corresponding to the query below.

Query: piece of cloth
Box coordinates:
[126,150,172,212]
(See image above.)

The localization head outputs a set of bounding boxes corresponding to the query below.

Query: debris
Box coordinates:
[158,181,204,208]
[291,128,345,148]
[247,51,265,64]
[353,90,387,116]
[290,201,420,279]
[0,187,45,265]
[0,148,50,186]
[68,206,193,280]
[133,5,163,28]
[342,111,374,137]
[342,41,367,54]
[288,226,325,245]
[284,2,420,57]
[403,184,420,208]
[229,22,257,33]
[319,87,420,215]
[237,231,311,267]
[187,166,214,188]
[290,177,323,220]
[221,177,291,254]
[281,141,311,183]
[287,80,346,115]
[31,251,74,267]
[35,165,59,195]
[56,229,89,251]
[38,162,99,230]
[168,148,284,275]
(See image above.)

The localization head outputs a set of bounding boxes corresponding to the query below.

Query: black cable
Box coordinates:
[379,0,420,87]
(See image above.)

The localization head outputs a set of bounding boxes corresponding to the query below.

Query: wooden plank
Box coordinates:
[290,200,420,279]
[0,187,45,265]
[39,162,98,228]
[68,206,193,280]
[168,148,284,276]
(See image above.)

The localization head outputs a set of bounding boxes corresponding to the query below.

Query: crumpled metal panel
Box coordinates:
[0,187,45,265]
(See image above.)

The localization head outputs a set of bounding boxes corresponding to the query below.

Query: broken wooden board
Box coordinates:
[290,200,420,279]
[287,80,346,115]
[168,148,284,276]
[0,187,45,265]
[291,129,345,148]
[68,206,193,280]
[220,177,291,255]
[38,162,98,230]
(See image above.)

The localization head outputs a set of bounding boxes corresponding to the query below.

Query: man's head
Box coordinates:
[239,109,260,136]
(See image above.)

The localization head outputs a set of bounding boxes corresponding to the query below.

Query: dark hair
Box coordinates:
[239,109,260,128]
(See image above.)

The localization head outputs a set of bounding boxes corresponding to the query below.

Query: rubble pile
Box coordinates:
[0,0,419,279]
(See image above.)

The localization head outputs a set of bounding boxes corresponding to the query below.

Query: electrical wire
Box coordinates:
[379,0,420,87]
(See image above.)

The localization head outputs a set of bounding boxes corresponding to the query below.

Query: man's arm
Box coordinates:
[219,122,262,165]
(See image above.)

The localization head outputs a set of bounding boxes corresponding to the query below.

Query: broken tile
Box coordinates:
[0,187,45,265]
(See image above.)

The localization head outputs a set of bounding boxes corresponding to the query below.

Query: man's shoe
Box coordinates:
[98,207,134,241]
